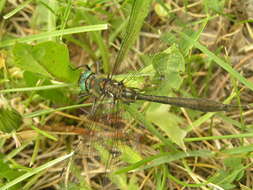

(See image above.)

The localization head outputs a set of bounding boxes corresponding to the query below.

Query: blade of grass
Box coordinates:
[82,11,110,73]
[24,103,92,118]
[140,150,213,171]
[217,114,245,129]
[0,152,74,190]
[3,0,33,19]
[221,144,253,154]
[118,143,253,175]
[0,84,72,93]
[30,125,57,141]
[167,171,207,188]
[114,153,165,174]
[29,136,40,167]
[115,150,213,174]
[112,0,152,74]
[3,141,31,161]
[0,0,6,13]
[180,30,253,91]
[184,133,253,142]
[0,24,108,48]
[59,0,71,39]
[45,0,58,41]
[22,170,47,190]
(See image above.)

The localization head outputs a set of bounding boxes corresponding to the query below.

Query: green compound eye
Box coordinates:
[79,70,93,93]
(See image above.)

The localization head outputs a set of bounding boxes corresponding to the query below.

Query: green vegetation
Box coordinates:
[1,0,253,190]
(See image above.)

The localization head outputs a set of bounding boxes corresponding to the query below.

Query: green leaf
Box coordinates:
[153,45,185,73]
[203,0,225,14]
[154,2,171,18]
[0,107,22,133]
[110,173,139,190]
[0,154,24,190]
[12,41,81,83]
[160,32,178,46]
[161,27,206,57]
[119,145,142,164]
[124,104,176,150]
[146,104,187,150]
[224,157,243,170]
[152,45,185,95]
[23,71,69,104]
[208,157,246,190]
[142,44,199,148]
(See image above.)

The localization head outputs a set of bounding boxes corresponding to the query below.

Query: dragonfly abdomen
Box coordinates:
[132,94,242,112]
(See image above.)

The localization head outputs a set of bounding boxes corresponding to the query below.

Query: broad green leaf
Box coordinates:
[144,45,191,150]
[203,0,225,14]
[160,32,178,45]
[110,173,139,190]
[208,167,243,189]
[0,154,24,190]
[224,157,243,170]
[12,41,81,83]
[95,144,111,165]
[23,71,69,104]
[124,104,176,150]
[162,18,210,57]
[153,45,185,73]
[0,107,22,133]
[146,104,187,150]
[119,145,142,164]
[152,45,185,95]
[154,2,171,18]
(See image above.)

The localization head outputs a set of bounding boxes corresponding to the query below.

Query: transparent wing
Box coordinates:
[74,96,137,188]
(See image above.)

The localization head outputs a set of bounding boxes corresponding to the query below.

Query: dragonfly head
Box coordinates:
[79,70,94,93]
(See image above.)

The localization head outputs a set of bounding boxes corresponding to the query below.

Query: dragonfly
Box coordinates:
[76,63,252,185]
[74,2,252,189]
[79,70,251,113]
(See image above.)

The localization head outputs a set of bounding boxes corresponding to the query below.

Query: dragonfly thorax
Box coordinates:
[79,71,137,101]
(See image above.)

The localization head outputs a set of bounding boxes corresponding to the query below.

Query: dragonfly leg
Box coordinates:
[78,92,89,98]
[68,64,91,71]
[90,95,106,116]
[95,61,103,74]
[90,98,98,116]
